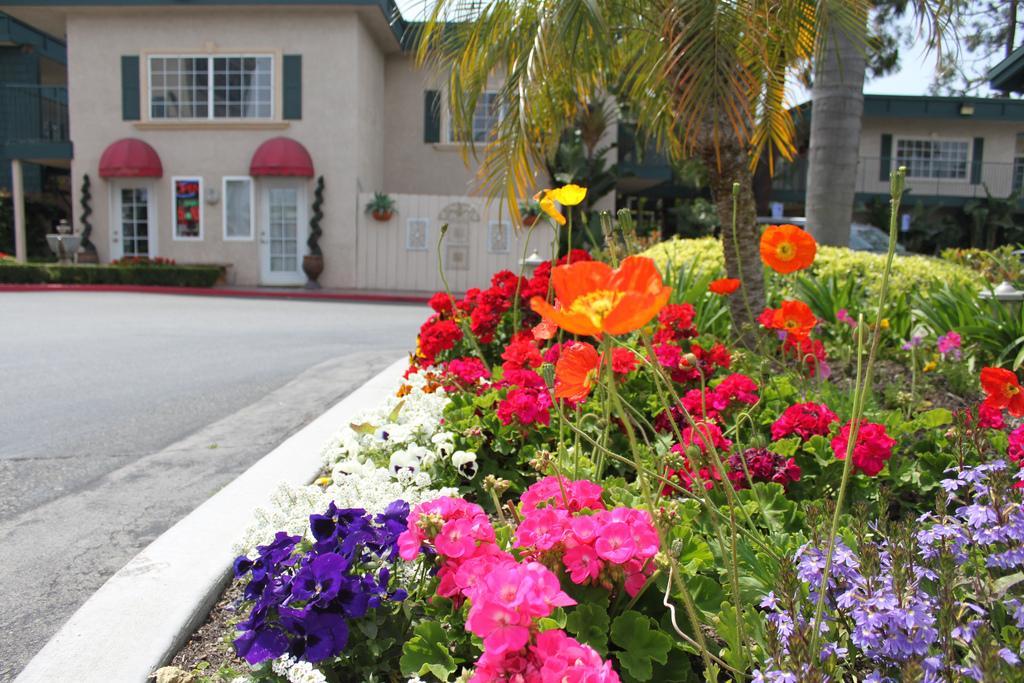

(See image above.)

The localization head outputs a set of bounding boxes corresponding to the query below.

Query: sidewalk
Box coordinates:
[0,283,435,304]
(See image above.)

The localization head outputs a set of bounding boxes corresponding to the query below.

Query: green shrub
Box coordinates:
[0,262,222,287]
[644,236,979,298]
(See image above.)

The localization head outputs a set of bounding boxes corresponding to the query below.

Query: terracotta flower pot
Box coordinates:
[302,254,324,289]
[371,210,393,222]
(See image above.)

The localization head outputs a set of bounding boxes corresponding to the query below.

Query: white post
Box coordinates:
[12,159,26,262]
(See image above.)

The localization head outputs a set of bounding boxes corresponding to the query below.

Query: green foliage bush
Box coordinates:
[644,236,980,298]
[0,262,222,287]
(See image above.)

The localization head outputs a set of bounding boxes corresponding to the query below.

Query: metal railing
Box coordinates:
[773,156,1021,199]
[0,84,69,144]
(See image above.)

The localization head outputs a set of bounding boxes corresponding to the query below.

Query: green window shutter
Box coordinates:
[282,55,302,120]
[970,137,984,184]
[424,90,441,143]
[121,55,140,121]
[879,134,892,182]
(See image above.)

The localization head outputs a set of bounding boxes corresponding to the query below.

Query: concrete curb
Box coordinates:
[0,284,432,304]
[15,357,409,683]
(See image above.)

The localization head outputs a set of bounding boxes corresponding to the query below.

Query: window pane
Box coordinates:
[224,179,252,238]
[211,55,272,119]
[895,138,968,180]
[149,56,208,120]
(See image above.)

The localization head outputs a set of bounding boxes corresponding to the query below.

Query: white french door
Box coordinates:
[110,183,156,260]
[259,180,307,285]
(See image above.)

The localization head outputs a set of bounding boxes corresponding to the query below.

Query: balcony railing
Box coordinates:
[773,156,1021,201]
[0,84,69,145]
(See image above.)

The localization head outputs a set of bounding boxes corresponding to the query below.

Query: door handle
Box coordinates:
[259,231,268,244]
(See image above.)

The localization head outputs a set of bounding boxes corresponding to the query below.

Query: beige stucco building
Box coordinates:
[1,0,559,291]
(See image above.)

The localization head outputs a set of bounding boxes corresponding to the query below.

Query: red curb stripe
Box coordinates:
[0,283,432,304]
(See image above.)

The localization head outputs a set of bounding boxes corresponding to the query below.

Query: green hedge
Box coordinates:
[0,262,223,287]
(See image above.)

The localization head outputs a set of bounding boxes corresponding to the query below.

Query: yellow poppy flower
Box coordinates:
[532,184,588,226]
[534,194,566,226]
[550,184,587,206]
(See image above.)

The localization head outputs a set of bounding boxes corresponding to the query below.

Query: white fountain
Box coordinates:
[46,219,81,265]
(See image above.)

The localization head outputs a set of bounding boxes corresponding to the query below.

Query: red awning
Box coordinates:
[250,137,314,177]
[99,138,163,178]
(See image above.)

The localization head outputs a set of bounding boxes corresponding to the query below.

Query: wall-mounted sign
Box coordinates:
[174,177,203,239]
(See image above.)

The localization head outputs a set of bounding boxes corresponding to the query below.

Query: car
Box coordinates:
[755,217,906,254]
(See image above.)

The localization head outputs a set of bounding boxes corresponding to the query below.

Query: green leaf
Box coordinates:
[400,621,458,681]
[610,611,672,681]
[565,603,610,655]
[917,408,953,429]
[768,437,799,457]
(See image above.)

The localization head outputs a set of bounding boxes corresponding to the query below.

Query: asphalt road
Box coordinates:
[0,292,425,680]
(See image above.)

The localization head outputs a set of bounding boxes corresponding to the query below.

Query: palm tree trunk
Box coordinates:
[700,140,765,338]
[805,12,868,246]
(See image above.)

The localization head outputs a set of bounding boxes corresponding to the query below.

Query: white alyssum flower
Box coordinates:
[272,655,328,683]
[320,369,450,471]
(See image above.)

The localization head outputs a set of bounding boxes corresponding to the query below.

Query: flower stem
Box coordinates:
[808,166,906,654]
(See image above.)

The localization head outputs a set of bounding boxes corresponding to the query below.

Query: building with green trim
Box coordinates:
[0,0,561,290]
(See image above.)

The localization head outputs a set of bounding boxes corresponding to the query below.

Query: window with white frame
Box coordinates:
[149,55,273,120]
[448,91,501,143]
[894,138,970,180]
[223,177,254,240]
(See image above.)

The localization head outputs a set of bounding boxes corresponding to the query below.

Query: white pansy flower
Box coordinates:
[451,450,479,480]
[389,449,420,475]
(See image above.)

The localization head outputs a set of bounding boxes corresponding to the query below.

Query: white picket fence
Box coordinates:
[355,192,556,293]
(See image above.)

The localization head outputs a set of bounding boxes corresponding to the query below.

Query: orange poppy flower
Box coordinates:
[554,341,601,402]
[771,300,817,340]
[530,255,672,338]
[709,278,741,295]
[760,224,817,274]
[981,367,1024,416]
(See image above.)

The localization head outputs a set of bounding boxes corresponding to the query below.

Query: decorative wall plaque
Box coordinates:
[488,221,510,253]
[406,218,428,251]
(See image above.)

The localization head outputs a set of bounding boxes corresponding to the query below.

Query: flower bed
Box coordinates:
[169,185,1024,683]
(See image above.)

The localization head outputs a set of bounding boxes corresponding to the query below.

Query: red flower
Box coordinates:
[771,402,839,441]
[708,278,741,295]
[557,249,593,266]
[428,292,456,317]
[726,447,801,490]
[981,367,1024,417]
[680,421,732,455]
[656,303,697,342]
[446,357,491,386]
[976,403,1006,430]
[554,342,601,403]
[782,335,828,378]
[418,318,463,365]
[497,387,552,427]
[1009,424,1024,465]
[501,338,543,373]
[831,420,895,477]
[608,347,639,375]
[712,373,759,407]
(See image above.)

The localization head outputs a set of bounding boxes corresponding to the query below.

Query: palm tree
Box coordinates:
[414,0,868,334]
[805,1,956,246]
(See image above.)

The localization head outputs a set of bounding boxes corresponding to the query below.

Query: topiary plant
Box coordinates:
[308,175,324,257]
